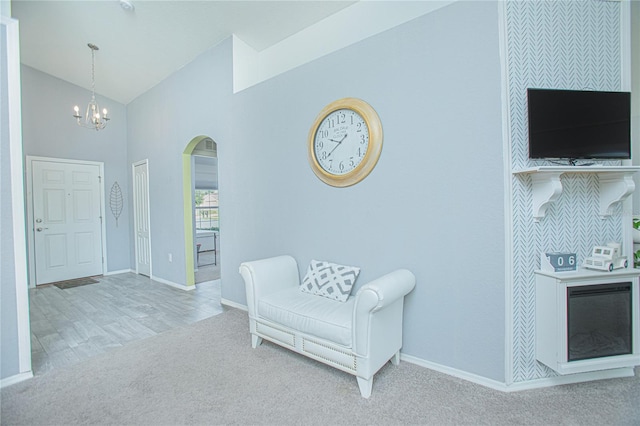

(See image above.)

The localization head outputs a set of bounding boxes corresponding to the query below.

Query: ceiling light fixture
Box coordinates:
[73,43,110,131]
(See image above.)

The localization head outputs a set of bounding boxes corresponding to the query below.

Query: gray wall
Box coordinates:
[128,2,506,381]
[20,66,130,273]
[126,39,232,284]
[1,20,20,380]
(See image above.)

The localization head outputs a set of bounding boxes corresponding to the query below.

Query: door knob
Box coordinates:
[36,227,48,232]
[36,218,43,223]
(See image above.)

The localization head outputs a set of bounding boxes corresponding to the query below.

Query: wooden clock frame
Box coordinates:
[307,97,383,187]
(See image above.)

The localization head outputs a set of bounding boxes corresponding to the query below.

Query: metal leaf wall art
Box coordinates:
[110,181,123,227]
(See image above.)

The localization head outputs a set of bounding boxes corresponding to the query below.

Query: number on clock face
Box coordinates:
[313,109,369,175]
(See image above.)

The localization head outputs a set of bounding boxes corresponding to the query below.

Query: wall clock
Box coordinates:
[308,97,383,187]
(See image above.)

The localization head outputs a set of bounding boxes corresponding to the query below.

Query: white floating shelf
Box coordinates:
[513,166,640,221]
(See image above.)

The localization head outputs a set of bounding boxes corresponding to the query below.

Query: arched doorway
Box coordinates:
[182,135,218,286]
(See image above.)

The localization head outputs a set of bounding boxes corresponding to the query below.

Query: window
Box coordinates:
[194,189,218,230]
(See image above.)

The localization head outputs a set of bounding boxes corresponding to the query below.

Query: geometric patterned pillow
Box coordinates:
[300,260,360,302]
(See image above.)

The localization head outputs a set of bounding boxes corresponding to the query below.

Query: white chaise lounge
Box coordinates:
[239,255,416,398]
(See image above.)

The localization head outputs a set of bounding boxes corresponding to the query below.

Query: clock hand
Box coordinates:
[329,134,348,144]
[327,134,347,157]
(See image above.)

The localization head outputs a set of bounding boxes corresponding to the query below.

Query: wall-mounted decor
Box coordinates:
[307,97,383,187]
[109,181,123,226]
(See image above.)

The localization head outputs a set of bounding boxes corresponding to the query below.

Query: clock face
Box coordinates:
[313,109,370,176]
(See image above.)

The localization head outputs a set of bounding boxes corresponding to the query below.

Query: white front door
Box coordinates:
[133,161,151,277]
[32,160,104,285]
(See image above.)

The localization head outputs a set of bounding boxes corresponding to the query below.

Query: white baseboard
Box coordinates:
[502,367,635,391]
[401,354,508,391]
[151,275,195,291]
[401,354,636,392]
[197,279,220,286]
[104,269,133,276]
[221,298,247,311]
[1,371,33,389]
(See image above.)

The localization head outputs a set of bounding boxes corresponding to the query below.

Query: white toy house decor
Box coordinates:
[583,242,628,272]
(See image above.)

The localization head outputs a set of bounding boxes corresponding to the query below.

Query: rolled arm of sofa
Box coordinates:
[239,255,300,317]
[352,269,416,358]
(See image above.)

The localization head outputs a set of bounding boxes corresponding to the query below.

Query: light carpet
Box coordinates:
[2,308,639,425]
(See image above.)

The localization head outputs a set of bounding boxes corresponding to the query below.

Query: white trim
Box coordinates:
[0,371,33,389]
[196,278,220,287]
[401,354,507,392]
[151,275,195,291]
[497,0,516,387]
[25,156,107,288]
[401,353,635,393]
[104,269,133,276]
[500,368,635,392]
[3,15,32,378]
[221,298,247,312]
[132,159,152,278]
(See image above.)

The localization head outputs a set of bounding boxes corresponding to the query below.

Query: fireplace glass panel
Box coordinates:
[567,282,632,362]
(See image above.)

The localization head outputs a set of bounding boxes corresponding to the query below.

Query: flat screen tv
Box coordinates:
[527,88,631,162]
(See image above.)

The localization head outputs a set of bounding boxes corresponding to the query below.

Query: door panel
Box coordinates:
[44,234,67,268]
[43,189,66,222]
[75,232,95,264]
[33,160,103,285]
[73,190,93,221]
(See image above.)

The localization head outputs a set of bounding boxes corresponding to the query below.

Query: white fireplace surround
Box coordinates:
[535,268,640,375]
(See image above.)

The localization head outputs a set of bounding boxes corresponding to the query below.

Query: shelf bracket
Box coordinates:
[598,172,636,218]
[513,166,640,222]
[530,172,563,222]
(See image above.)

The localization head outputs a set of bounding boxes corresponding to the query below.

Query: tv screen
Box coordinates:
[527,88,631,161]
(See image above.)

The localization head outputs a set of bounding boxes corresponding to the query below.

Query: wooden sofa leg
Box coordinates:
[391,351,400,365]
[357,377,373,399]
[251,334,263,349]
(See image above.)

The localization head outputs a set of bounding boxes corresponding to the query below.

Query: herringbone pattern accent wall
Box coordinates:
[505,0,623,382]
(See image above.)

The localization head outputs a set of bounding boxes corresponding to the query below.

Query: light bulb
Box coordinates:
[74,105,79,113]
[102,108,108,117]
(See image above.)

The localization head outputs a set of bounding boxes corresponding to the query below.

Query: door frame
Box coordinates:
[132,159,152,277]
[25,156,107,288]
[183,135,217,287]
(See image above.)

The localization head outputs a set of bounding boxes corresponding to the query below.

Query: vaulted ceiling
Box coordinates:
[10,0,356,104]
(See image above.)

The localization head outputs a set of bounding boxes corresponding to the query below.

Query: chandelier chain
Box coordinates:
[91,47,96,100]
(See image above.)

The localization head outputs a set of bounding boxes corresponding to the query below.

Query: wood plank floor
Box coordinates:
[29,273,223,376]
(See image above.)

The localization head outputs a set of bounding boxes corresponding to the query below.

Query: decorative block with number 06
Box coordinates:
[541,252,577,272]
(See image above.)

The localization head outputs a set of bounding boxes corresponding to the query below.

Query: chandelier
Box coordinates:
[73,43,110,131]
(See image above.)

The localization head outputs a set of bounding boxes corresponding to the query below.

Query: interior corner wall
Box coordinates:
[220,1,506,382]
[19,66,130,273]
[505,0,625,383]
